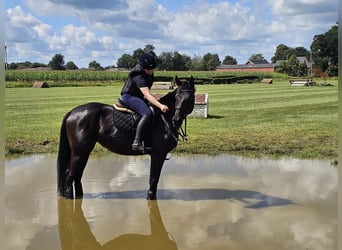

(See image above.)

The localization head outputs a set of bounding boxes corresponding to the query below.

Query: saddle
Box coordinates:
[113,99,141,132]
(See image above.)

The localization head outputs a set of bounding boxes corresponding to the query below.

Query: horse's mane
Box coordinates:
[158,79,195,108]
[158,90,176,107]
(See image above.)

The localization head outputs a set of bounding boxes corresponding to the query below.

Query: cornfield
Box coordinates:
[5,70,129,82]
[5,69,282,87]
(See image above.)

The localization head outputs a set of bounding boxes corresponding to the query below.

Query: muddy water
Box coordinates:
[5,154,337,250]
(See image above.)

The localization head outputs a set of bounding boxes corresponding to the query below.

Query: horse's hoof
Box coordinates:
[147,191,156,200]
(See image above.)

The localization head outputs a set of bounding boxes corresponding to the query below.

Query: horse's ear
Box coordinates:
[190,75,195,87]
[175,75,182,87]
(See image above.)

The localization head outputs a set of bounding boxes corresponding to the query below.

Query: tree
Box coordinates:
[88,60,103,70]
[182,54,192,70]
[158,52,173,70]
[202,53,220,70]
[272,44,310,63]
[117,53,135,69]
[275,61,288,74]
[271,44,293,63]
[65,61,78,70]
[222,55,237,65]
[249,53,265,61]
[190,55,204,70]
[287,55,300,76]
[276,55,308,76]
[30,62,46,68]
[48,54,66,70]
[21,61,32,68]
[158,51,191,70]
[293,47,310,59]
[310,24,338,76]
[116,45,157,69]
[8,62,18,70]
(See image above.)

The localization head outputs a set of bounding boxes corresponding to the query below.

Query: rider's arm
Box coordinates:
[139,87,169,113]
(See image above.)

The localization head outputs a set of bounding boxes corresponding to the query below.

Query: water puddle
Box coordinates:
[5,154,337,250]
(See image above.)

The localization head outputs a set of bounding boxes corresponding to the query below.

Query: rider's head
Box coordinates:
[138,53,157,70]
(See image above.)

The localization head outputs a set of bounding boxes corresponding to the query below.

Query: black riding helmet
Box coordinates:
[139,53,157,70]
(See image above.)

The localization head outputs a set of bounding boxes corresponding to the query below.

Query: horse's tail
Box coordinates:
[57,111,71,196]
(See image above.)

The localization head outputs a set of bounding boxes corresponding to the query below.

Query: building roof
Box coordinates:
[275,56,311,66]
[246,59,270,64]
[297,56,309,64]
[217,57,275,69]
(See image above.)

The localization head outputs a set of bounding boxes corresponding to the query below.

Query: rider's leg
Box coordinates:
[121,94,153,153]
[132,115,152,152]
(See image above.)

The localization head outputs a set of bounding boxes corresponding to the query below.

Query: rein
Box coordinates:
[160,114,188,142]
[179,117,188,141]
[160,114,188,161]
[158,83,194,143]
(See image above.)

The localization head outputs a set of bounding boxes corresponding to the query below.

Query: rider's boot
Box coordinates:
[132,115,152,153]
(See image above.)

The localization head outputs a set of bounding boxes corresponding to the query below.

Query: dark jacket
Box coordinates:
[121,64,154,99]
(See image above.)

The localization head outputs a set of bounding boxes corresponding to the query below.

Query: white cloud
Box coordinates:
[5,0,338,67]
[61,25,97,47]
[25,0,70,17]
[6,6,41,42]
[5,5,122,66]
[268,0,336,15]
[33,23,54,40]
[166,2,256,43]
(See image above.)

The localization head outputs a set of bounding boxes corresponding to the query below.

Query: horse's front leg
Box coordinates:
[147,153,167,200]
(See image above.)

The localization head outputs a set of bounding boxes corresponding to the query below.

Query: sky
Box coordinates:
[5,0,338,68]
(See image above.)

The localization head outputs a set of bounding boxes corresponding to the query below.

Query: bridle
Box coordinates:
[161,88,194,143]
[161,113,188,142]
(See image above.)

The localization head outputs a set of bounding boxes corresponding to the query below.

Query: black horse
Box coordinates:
[57,76,195,199]
[58,198,178,250]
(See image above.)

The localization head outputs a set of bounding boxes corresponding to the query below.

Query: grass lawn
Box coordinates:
[5,79,338,159]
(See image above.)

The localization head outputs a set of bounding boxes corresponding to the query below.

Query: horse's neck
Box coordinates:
[158,91,176,121]
[159,91,176,112]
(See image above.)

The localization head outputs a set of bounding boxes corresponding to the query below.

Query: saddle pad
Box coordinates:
[113,108,140,132]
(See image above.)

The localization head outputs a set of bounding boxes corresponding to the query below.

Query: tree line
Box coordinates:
[6,24,337,77]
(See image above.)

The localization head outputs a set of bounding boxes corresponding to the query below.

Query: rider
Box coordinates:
[120,52,169,153]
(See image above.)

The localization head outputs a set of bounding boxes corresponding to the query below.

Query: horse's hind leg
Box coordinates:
[64,166,74,199]
[65,150,93,199]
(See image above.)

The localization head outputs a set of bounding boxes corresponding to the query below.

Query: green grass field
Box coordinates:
[5,79,338,159]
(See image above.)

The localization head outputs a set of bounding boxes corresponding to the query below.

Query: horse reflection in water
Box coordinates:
[58,198,178,250]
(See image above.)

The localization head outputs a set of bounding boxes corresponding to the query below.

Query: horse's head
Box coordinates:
[172,76,195,128]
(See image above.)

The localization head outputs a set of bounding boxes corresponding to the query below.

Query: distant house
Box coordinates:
[296,56,310,66]
[216,59,276,73]
[246,59,270,65]
[275,56,311,68]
